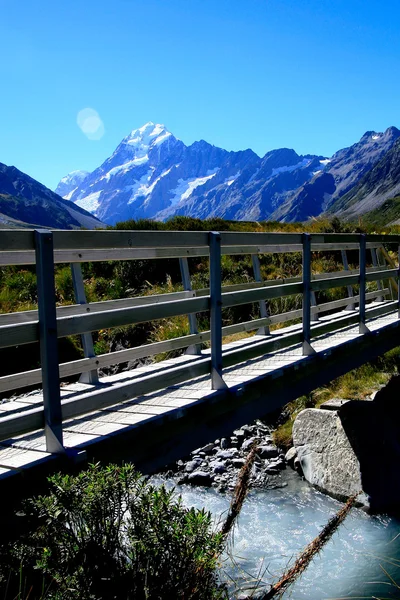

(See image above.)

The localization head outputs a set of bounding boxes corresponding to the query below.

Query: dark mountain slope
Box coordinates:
[328,138,400,218]
[0,163,103,229]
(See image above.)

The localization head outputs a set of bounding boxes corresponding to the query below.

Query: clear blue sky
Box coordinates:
[1,0,400,190]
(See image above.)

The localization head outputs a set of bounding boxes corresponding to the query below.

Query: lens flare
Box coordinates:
[77,108,105,140]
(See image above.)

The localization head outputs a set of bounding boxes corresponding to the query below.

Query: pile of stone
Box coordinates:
[172,420,288,492]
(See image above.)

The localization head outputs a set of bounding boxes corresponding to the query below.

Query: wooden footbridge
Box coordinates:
[0,229,399,490]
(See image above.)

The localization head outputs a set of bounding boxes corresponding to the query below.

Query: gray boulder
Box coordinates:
[292,382,400,512]
[257,445,279,459]
[285,447,297,466]
[210,461,227,474]
[216,449,237,460]
[187,471,213,486]
[241,437,258,452]
[185,459,202,473]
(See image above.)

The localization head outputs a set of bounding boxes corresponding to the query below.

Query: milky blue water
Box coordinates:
[154,471,400,599]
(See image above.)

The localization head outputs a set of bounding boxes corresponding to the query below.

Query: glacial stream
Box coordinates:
[155,470,400,599]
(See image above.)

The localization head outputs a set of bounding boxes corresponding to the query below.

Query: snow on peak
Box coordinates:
[59,170,89,184]
[125,122,173,150]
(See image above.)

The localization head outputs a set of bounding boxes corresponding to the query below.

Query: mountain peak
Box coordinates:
[125,122,174,148]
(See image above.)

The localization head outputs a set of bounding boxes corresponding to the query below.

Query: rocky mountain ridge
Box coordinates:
[0,162,102,229]
[56,122,400,225]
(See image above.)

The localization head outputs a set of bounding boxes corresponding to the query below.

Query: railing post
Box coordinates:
[302,233,315,356]
[371,247,384,302]
[359,234,369,334]
[310,291,319,322]
[179,257,202,355]
[251,254,270,334]
[35,230,64,454]
[209,232,227,390]
[341,249,355,311]
[70,263,99,384]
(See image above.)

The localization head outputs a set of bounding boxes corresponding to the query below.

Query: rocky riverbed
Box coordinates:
[163,419,301,493]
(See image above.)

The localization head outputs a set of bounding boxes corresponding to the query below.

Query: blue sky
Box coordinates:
[1,0,400,190]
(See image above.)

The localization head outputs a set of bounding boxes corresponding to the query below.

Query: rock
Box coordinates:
[199,443,215,453]
[187,471,213,486]
[241,437,258,452]
[257,445,279,459]
[242,425,255,434]
[261,435,273,444]
[210,461,227,474]
[232,458,246,468]
[265,467,280,475]
[230,436,240,447]
[234,429,246,440]
[293,408,363,501]
[294,456,303,474]
[268,459,285,470]
[216,449,237,460]
[285,447,297,466]
[220,438,229,449]
[185,459,202,473]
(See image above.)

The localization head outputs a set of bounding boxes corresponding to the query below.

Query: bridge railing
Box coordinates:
[0,229,399,452]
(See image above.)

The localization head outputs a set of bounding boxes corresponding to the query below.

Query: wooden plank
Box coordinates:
[56,296,209,337]
[220,232,303,246]
[311,273,359,291]
[0,296,209,347]
[0,230,35,251]
[0,290,195,326]
[0,445,51,469]
[221,281,303,308]
[222,301,398,369]
[60,358,212,422]
[0,321,38,348]
[366,268,398,282]
[52,230,209,250]
[0,242,388,267]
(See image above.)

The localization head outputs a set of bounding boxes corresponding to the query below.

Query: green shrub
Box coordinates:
[4,464,226,600]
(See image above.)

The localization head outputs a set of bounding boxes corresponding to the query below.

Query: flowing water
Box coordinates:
[154,470,400,599]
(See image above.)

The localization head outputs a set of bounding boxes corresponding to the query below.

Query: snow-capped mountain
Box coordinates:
[272,126,400,222]
[55,170,90,199]
[57,122,400,225]
[59,122,323,224]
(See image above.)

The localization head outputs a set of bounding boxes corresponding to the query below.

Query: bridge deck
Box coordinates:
[0,303,397,484]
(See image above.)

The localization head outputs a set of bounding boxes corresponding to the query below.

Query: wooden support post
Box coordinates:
[35,230,64,454]
[359,234,369,334]
[341,249,355,311]
[302,233,315,356]
[179,258,202,355]
[310,291,319,321]
[209,232,227,390]
[371,248,384,302]
[251,254,270,334]
[70,263,99,384]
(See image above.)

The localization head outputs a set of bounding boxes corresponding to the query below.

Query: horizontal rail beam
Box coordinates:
[0,289,388,394]
[0,242,389,266]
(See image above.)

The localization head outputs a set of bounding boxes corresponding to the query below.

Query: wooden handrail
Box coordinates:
[0,229,400,450]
